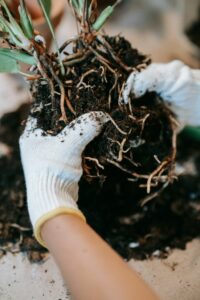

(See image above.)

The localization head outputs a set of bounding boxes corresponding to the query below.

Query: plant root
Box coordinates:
[77,69,98,88]
[146,160,170,194]
[65,93,76,116]
[59,38,77,53]
[85,156,104,169]
[140,181,170,206]
[63,50,91,67]
[31,32,177,200]
[108,73,118,109]
[97,35,135,72]
[106,114,127,135]
[88,46,116,74]
[117,138,127,162]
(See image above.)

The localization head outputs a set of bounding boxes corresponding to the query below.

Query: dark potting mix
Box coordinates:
[0,1,200,262]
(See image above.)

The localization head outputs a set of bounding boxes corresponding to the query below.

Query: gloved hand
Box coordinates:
[123,60,200,127]
[20,112,109,247]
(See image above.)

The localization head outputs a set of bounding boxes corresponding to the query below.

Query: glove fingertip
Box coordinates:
[60,111,109,152]
[25,117,38,131]
[78,111,109,140]
[20,116,45,140]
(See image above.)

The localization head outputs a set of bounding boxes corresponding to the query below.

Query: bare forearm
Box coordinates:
[41,215,159,300]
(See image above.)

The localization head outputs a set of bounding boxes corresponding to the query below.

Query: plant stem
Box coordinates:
[113,0,122,9]
[37,0,65,76]
[18,71,40,78]
[83,0,88,26]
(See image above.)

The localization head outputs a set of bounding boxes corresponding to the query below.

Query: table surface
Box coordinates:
[1,239,200,300]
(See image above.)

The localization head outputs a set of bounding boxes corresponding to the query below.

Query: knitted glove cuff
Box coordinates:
[25,170,85,247]
[34,207,86,247]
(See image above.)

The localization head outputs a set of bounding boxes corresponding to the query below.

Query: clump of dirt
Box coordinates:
[30,36,176,194]
[0,106,200,261]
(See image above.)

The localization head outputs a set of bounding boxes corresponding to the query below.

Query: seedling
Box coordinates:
[0,0,178,197]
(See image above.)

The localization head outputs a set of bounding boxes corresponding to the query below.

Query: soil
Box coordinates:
[0,106,46,262]
[186,18,200,48]
[0,105,200,262]
[31,36,176,192]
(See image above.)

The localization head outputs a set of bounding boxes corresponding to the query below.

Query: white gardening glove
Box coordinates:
[123,60,200,127]
[19,112,109,247]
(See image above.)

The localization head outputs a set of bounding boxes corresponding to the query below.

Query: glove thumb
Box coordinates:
[59,111,110,155]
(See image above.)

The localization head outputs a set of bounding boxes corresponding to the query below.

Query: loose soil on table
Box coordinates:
[0,105,200,261]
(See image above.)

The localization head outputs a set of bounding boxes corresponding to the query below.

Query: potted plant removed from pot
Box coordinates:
[0,0,178,202]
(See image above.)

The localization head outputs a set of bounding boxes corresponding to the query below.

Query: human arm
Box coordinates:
[20,112,159,300]
[42,214,158,300]
[123,60,200,127]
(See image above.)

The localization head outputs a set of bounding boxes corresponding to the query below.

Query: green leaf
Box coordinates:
[70,0,79,12]
[37,0,53,34]
[37,0,57,51]
[78,0,84,13]
[0,53,20,73]
[0,0,31,49]
[37,0,65,75]
[37,0,52,18]
[70,0,85,16]
[92,6,114,31]
[19,0,34,39]
[0,48,36,65]
[0,16,22,47]
[0,0,24,38]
